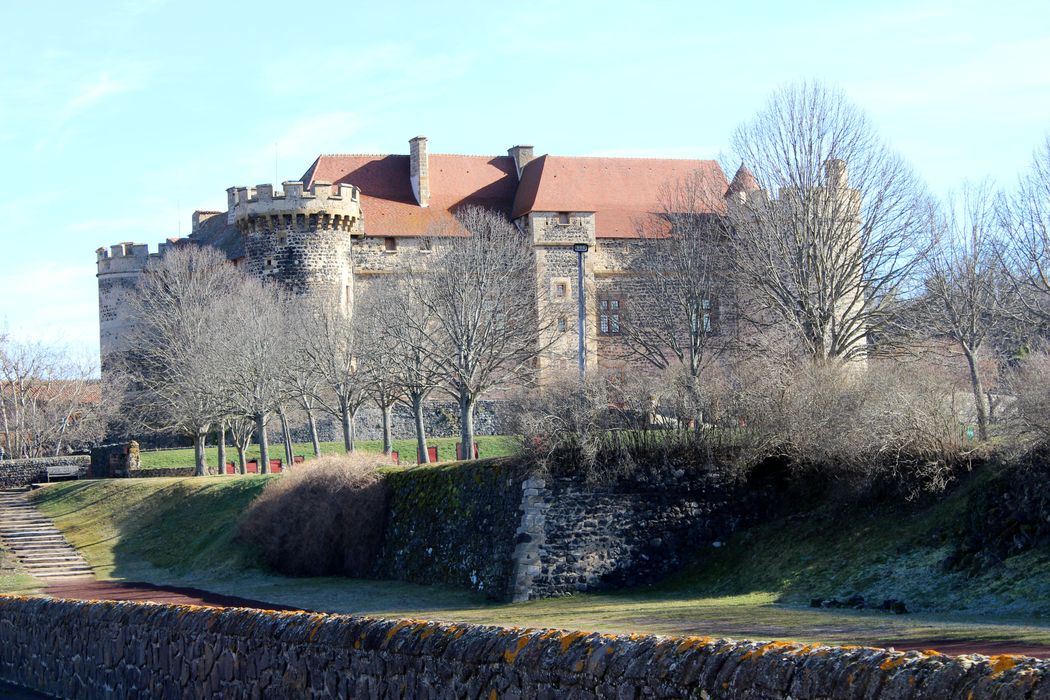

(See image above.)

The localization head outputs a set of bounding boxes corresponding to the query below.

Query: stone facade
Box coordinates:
[375,462,763,602]
[1,596,1045,699]
[0,456,90,489]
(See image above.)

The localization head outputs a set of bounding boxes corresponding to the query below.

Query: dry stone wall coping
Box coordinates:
[0,595,1047,699]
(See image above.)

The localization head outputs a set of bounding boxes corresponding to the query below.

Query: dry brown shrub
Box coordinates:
[238,453,392,576]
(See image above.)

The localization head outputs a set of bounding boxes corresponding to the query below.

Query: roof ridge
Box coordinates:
[547,154,719,163]
[315,152,511,159]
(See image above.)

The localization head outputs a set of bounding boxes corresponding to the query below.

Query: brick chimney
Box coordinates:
[508,145,534,179]
[409,136,430,207]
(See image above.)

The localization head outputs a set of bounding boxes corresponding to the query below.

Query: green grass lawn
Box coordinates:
[0,543,40,595]
[27,476,1050,651]
[138,435,519,470]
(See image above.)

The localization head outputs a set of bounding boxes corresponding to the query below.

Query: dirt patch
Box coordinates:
[44,579,308,612]
[879,638,1050,659]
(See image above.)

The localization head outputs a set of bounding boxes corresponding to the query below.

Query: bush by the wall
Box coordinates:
[237,453,391,576]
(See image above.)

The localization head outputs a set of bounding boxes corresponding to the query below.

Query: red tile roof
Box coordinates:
[725,164,760,197]
[512,155,728,238]
[301,154,518,237]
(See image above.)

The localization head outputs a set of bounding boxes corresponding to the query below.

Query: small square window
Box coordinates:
[558,212,570,225]
[555,282,567,299]
[557,317,567,332]
[384,237,397,252]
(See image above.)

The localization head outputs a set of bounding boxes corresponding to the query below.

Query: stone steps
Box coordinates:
[0,490,93,580]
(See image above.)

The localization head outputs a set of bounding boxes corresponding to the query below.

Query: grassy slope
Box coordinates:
[667,464,1050,617]
[27,473,1050,648]
[139,435,518,470]
[0,541,40,595]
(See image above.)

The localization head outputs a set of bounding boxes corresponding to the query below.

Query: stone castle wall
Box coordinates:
[375,461,764,602]
[0,595,1044,699]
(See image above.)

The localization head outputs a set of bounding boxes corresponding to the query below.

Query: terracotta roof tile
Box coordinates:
[725,164,760,198]
[512,155,728,238]
[302,153,518,237]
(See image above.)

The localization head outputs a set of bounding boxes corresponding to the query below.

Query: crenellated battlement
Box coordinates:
[96,241,171,274]
[227,180,363,233]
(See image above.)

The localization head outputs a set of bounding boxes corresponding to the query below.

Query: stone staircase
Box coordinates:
[0,490,93,581]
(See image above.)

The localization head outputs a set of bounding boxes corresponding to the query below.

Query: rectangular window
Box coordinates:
[557,212,570,225]
[555,282,567,299]
[384,237,397,252]
[557,317,567,332]
[599,297,621,336]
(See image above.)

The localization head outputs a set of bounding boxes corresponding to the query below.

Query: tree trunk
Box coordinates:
[236,445,246,475]
[381,402,393,456]
[193,430,207,477]
[256,413,270,474]
[306,410,321,458]
[413,396,429,464]
[278,407,294,468]
[459,391,476,461]
[964,348,990,441]
[340,395,353,453]
[217,422,227,476]
[349,408,358,452]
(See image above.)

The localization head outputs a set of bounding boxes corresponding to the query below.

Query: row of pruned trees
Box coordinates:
[119,206,554,475]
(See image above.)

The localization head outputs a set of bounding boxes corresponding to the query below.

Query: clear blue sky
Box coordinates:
[1,0,1047,365]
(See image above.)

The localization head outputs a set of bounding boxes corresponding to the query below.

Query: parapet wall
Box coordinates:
[0,596,1044,699]
[0,456,90,489]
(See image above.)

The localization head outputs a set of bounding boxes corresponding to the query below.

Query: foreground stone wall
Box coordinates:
[0,596,1045,699]
[0,456,90,489]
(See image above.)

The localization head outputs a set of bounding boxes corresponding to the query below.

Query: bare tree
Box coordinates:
[357,299,403,457]
[227,414,255,474]
[218,277,290,474]
[278,294,326,458]
[125,246,234,476]
[363,277,446,463]
[918,183,1016,440]
[409,206,554,458]
[0,337,107,458]
[297,291,368,453]
[620,170,732,425]
[724,81,931,364]
[1001,135,1050,318]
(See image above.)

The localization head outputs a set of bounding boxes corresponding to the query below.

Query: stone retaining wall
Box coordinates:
[0,456,90,489]
[0,596,1045,699]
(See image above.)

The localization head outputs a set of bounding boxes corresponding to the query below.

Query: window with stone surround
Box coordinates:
[557,316,567,332]
[557,212,570,225]
[384,237,397,252]
[554,281,568,299]
[599,297,621,336]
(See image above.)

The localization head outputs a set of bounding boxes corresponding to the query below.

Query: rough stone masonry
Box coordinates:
[0,595,1047,699]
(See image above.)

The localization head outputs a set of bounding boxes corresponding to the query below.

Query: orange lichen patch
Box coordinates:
[307,616,327,643]
[880,656,909,671]
[418,628,437,642]
[560,631,589,653]
[921,649,944,657]
[504,636,531,664]
[741,641,797,662]
[488,690,497,700]
[383,620,414,644]
[988,655,1020,678]
[574,660,585,673]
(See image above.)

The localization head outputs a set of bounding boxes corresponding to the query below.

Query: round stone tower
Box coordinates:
[95,242,163,370]
[227,180,363,309]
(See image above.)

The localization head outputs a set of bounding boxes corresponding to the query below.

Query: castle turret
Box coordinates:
[228,180,363,309]
[96,242,161,369]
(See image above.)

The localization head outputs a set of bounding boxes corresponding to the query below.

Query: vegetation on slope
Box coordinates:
[666,462,1050,617]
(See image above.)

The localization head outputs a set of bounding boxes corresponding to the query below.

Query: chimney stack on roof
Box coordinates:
[508,145,535,179]
[409,135,430,207]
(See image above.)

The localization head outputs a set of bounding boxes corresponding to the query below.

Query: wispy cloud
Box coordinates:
[0,262,100,358]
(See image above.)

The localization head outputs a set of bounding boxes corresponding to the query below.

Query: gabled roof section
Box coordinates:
[512,155,728,238]
[302,153,518,236]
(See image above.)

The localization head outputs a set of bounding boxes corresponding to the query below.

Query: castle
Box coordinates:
[97,136,860,379]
